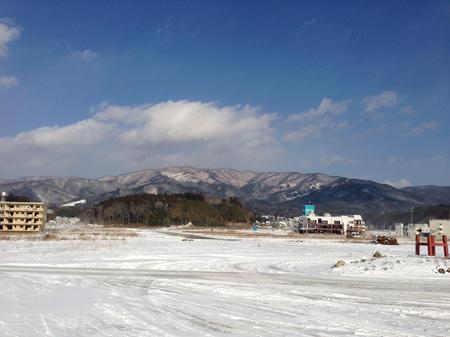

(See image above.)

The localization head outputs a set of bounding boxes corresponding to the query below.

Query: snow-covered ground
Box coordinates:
[1,222,450,337]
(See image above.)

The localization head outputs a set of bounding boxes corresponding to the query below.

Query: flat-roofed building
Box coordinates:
[0,193,47,232]
[429,219,450,237]
[298,212,366,237]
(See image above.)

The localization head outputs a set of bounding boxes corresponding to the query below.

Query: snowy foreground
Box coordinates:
[1,223,450,337]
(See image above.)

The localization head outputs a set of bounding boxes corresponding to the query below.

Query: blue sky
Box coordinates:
[0,0,449,186]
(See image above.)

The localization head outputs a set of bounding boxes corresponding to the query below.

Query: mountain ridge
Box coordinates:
[1,166,449,215]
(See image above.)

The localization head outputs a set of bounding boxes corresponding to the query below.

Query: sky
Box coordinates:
[0,0,449,186]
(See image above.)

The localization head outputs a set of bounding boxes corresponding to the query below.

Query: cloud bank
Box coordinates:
[0,91,445,183]
[0,100,279,177]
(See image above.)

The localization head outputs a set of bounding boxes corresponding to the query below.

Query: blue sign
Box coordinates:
[304,204,315,216]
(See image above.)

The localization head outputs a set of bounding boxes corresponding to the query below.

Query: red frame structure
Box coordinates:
[415,234,449,257]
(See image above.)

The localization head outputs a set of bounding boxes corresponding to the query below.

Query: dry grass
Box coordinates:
[0,222,139,241]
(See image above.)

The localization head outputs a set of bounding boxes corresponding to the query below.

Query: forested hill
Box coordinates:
[89,193,254,227]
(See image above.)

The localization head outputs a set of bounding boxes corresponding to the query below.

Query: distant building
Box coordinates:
[297,205,365,237]
[406,223,418,237]
[301,213,365,236]
[394,223,405,237]
[0,192,47,232]
[401,221,448,238]
[429,219,450,236]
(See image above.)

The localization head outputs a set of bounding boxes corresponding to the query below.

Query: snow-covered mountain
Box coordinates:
[1,166,449,214]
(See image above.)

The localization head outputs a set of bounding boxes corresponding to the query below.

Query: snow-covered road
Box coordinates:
[1,228,449,336]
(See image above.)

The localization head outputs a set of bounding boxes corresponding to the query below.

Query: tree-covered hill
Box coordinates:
[88,193,254,227]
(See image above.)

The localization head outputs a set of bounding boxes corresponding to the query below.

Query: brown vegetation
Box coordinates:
[89,193,254,227]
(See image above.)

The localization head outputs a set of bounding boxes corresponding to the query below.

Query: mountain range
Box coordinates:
[1,166,449,216]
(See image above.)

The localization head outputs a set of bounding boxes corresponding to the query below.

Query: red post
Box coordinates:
[431,235,437,256]
[427,235,433,256]
[416,234,449,258]
[415,234,420,255]
[443,235,449,258]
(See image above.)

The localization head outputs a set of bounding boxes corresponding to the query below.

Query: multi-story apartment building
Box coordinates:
[0,192,47,232]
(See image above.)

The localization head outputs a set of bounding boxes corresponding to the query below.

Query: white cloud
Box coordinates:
[362,91,399,114]
[0,20,20,89]
[410,121,440,135]
[13,119,113,148]
[0,100,280,177]
[0,19,21,58]
[99,101,276,148]
[284,97,352,142]
[71,49,98,61]
[0,119,115,172]
[0,75,18,89]
[383,178,412,189]
[289,98,350,121]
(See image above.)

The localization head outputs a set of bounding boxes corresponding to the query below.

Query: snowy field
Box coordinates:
[1,221,450,337]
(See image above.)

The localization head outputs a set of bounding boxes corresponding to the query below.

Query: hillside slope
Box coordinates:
[1,166,449,215]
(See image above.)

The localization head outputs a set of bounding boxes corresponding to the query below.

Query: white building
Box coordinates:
[429,219,450,236]
[298,212,365,236]
[395,223,405,236]
[396,221,449,238]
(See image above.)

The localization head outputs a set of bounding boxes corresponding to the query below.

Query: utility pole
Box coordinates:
[410,207,414,225]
